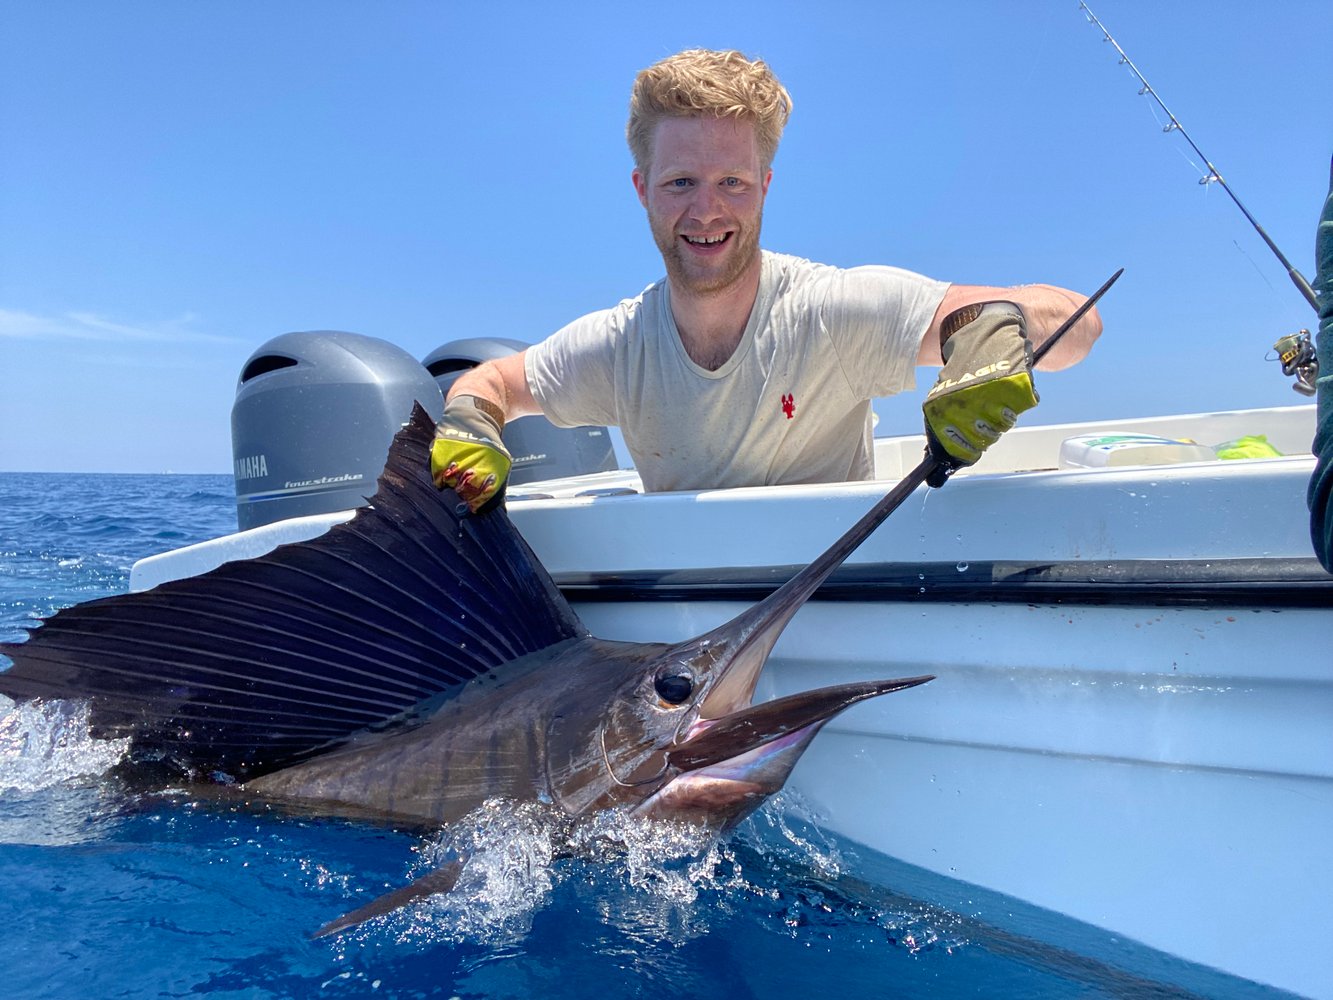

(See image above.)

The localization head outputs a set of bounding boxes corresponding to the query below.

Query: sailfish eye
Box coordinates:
[653,669,694,706]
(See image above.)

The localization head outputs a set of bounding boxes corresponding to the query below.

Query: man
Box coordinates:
[433,48,1102,511]
[1308,159,1333,571]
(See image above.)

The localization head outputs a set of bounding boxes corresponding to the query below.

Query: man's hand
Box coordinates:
[430,395,512,512]
[923,301,1037,487]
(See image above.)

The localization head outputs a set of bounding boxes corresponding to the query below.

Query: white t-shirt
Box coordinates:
[526,250,948,492]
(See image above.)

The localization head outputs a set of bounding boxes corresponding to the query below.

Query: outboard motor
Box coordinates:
[422,338,617,486]
[232,331,443,530]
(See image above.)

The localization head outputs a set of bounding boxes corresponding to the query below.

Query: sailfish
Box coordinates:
[0,405,932,936]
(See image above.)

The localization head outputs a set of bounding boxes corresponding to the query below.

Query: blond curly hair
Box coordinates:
[627,49,793,175]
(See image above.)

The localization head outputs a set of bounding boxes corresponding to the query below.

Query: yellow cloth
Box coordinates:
[1215,435,1283,461]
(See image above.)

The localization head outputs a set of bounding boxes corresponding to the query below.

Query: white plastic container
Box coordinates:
[1058,433,1217,469]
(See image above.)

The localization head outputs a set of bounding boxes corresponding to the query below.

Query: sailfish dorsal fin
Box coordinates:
[0,404,588,779]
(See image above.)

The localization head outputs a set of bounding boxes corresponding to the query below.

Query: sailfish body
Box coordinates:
[0,405,932,933]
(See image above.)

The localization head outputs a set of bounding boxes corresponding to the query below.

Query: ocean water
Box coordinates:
[0,473,1290,1000]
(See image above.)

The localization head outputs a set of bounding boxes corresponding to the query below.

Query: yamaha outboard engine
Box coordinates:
[422,338,617,485]
[232,331,443,530]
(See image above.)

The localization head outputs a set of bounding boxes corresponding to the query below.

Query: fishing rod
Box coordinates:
[1078,2,1319,395]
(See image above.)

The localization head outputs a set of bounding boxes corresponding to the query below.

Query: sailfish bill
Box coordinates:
[0,404,933,935]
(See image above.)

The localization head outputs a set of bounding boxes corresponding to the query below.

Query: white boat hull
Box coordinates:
[506,405,1332,997]
[571,597,1329,997]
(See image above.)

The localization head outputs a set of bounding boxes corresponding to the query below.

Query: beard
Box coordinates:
[651,208,764,297]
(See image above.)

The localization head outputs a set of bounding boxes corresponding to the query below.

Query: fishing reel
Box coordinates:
[1271,329,1318,396]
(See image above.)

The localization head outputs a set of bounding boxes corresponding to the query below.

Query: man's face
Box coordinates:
[633,116,771,297]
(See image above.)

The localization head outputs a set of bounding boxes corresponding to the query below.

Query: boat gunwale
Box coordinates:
[552,556,1333,608]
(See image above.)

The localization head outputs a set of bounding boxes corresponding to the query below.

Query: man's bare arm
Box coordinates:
[445,350,543,420]
[919,284,1103,370]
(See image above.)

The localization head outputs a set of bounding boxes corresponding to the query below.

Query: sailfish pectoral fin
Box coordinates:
[311,857,465,939]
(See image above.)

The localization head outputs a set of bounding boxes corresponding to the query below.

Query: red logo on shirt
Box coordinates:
[781,393,796,419]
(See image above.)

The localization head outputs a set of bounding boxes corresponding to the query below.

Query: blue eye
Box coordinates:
[723,177,739,186]
[671,178,691,188]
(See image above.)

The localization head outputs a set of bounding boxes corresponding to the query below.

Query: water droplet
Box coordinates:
[955,561,969,572]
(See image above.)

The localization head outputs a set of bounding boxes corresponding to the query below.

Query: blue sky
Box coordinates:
[2,0,1329,474]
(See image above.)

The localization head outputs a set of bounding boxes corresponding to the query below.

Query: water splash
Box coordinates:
[375,800,564,945]
[742,788,844,878]
[585,811,741,899]
[332,795,849,948]
[0,697,131,845]
[0,697,129,794]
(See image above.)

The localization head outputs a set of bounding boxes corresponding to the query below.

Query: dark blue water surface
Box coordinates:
[0,473,1292,999]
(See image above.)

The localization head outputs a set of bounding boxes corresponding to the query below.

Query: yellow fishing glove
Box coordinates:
[923,301,1038,487]
[430,395,512,513]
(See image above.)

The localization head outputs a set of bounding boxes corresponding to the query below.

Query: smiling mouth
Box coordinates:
[682,233,731,247]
